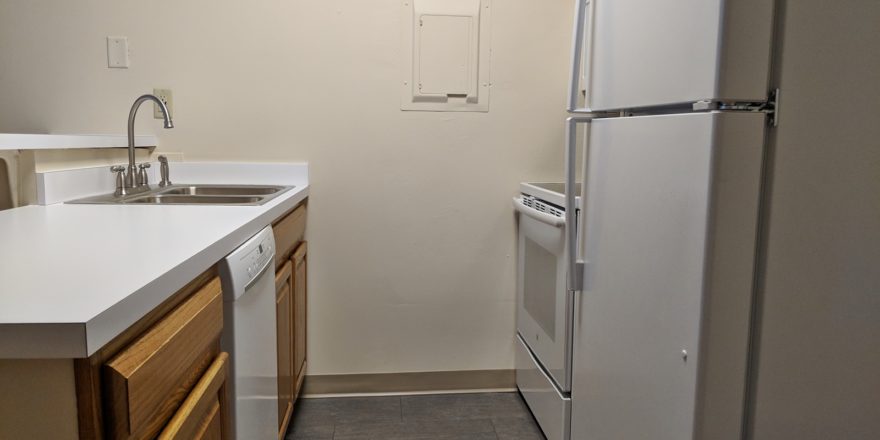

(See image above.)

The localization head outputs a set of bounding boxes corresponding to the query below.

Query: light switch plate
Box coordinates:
[106,36,129,68]
[152,88,173,119]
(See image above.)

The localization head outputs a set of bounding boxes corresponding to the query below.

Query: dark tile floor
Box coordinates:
[284,392,546,440]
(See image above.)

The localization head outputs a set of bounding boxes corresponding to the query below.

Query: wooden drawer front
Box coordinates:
[158,352,228,440]
[104,277,223,439]
[273,203,306,266]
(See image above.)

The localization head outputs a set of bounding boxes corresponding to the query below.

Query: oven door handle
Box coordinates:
[512,197,566,228]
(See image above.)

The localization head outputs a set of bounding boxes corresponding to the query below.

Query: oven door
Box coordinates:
[514,197,573,392]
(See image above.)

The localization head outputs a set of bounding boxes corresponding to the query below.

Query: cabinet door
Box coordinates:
[275,261,294,436]
[292,242,308,390]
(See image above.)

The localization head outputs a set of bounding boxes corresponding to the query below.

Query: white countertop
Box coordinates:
[0,162,308,358]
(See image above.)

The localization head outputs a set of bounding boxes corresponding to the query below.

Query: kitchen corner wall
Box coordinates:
[0,1,573,374]
[748,1,880,437]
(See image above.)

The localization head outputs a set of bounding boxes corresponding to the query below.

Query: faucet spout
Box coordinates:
[126,94,174,188]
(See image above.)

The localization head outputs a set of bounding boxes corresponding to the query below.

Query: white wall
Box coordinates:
[0,0,573,374]
[750,1,880,438]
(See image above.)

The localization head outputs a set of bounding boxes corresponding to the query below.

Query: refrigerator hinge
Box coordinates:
[571,261,585,292]
[766,88,780,127]
[693,89,780,127]
[692,100,717,111]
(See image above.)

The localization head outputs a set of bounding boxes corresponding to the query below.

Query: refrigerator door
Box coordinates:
[571,112,765,440]
[569,0,774,112]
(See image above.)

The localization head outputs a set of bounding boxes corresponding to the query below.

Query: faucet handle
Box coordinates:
[110,166,126,196]
[137,163,151,186]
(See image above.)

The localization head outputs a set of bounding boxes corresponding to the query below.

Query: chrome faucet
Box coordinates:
[117,94,173,195]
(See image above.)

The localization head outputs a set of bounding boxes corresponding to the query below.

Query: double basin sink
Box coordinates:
[68,184,294,206]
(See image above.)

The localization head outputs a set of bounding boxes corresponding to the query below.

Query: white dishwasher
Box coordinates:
[219,226,279,440]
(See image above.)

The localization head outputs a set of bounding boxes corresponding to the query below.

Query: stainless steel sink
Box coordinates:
[67,184,294,206]
[156,185,286,196]
[126,195,264,204]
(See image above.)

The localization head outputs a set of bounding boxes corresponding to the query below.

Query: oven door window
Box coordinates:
[523,237,557,341]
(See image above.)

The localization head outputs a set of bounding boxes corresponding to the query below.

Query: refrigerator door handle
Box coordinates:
[567,0,595,112]
[565,117,590,292]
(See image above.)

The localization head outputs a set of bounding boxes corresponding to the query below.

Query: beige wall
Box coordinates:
[749,1,880,438]
[0,1,573,374]
[0,359,79,439]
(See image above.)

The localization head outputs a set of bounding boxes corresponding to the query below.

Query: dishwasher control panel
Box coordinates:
[244,239,273,279]
[219,226,276,299]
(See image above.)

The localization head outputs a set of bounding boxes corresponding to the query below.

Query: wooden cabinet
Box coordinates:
[275,261,295,438]
[272,202,308,438]
[103,278,224,440]
[292,242,308,394]
[3,200,310,440]
[73,271,230,440]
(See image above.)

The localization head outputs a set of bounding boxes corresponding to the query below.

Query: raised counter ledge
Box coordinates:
[0,133,159,150]
[0,162,308,358]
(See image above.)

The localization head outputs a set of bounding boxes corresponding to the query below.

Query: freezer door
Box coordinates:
[570,112,765,440]
[571,0,774,111]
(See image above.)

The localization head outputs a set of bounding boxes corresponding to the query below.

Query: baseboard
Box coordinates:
[301,369,516,397]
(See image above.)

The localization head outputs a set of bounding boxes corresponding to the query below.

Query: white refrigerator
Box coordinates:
[563,1,777,439]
